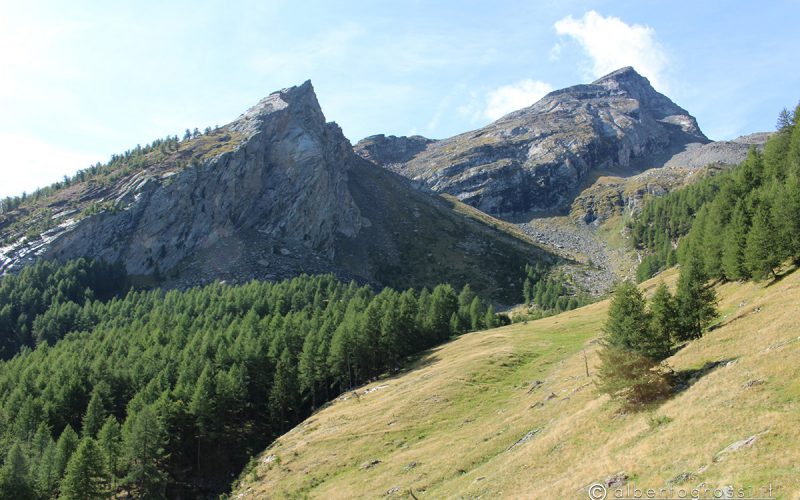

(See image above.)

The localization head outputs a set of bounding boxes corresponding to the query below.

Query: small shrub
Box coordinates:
[647,414,673,429]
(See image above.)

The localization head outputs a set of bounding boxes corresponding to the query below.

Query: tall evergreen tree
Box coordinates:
[745,204,781,280]
[721,201,750,281]
[60,438,110,500]
[189,364,216,475]
[646,283,677,360]
[602,282,651,351]
[0,443,36,499]
[36,440,58,498]
[97,416,122,493]
[55,424,80,482]
[468,296,484,331]
[483,305,497,329]
[675,246,718,341]
[298,330,322,410]
[269,348,299,432]
[595,346,673,409]
[773,175,800,263]
[82,388,107,438]
[123,407,168,499]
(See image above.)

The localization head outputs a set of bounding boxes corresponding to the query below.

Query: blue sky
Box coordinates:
[1,0,799,198]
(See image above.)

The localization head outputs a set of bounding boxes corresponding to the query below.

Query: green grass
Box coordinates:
[232,267,800,499]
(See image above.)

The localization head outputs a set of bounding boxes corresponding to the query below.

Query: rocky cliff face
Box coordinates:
[360,67,709,218]
[354,134,435,173]
[570,132,771,224]
[0,82,552,301]
[39,82,362,277]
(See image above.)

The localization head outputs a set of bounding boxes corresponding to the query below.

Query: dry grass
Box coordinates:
[233,268,800,499]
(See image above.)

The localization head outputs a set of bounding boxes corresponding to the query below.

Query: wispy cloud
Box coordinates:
[554,10,669,91]
[484,79,553,120]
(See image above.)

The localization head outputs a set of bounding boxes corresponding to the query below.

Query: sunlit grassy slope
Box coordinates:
[233,268,800,499]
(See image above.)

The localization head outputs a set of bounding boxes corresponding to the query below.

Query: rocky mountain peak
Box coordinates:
[231,80,328,136]
[1,80,551,301]
[590,67,702,134]
[363,67,710,217]
[592,65,645,86]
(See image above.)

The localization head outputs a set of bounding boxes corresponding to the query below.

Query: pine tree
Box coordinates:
[380,302,407,367]
[522,278,533,305]
[36,440,58,498]
[745,204,781,280]
[602,281,651,351]
[82,388,107,438]
[777,107,793,131]
[97,416,122,492]
[123,407,167,499]
[0,443,36,499]
[428,285,458,341]
[189,364,216,475]
[397,289,419,351]
[773,175,800,263]
[31,421,53,458]
[449,311,464,335]
[328,320,355,391]
[646,283,677,361]
[468,296,484,331]
[457,284,475,313]
[55,424,80,481]
[701,201,727,278]
[675,246,718,341]
[721,201,750,281]
[298,330,321,409]
[60,438,110,499]
[483,305,497,329]
[269,348,299,432]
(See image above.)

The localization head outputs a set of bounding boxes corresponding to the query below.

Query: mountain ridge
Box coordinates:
[356,67,710,218]
[0,81,555,302]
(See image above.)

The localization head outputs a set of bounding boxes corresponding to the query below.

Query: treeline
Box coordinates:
[520,263,591,316]
[600,103,800,409]
[0,265,501,498]
[630,104,800,282]
[0,259,127,359]
[630,179,720,281]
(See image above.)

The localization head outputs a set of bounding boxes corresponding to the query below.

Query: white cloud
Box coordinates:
[484,80,553,120]
[548,42,562,61]
[554,11,669,91]
[0,134,100,198]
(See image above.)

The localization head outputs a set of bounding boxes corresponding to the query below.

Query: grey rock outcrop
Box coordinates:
[571,132,770,224]
[1,81,553,302]
[364,67,709,218]
[662,133,770,169]
[354,134,435,173]
[35,82,363,276]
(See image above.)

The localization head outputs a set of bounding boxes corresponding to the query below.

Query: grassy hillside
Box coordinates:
[232,267,800,499]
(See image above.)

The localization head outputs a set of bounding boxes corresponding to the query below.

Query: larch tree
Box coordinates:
[675,245,718,341]
[60,438,110,500]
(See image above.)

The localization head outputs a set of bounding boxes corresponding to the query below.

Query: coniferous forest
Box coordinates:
[630,104,800,283]
[0,265,499,498]
[599,104,800,409]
